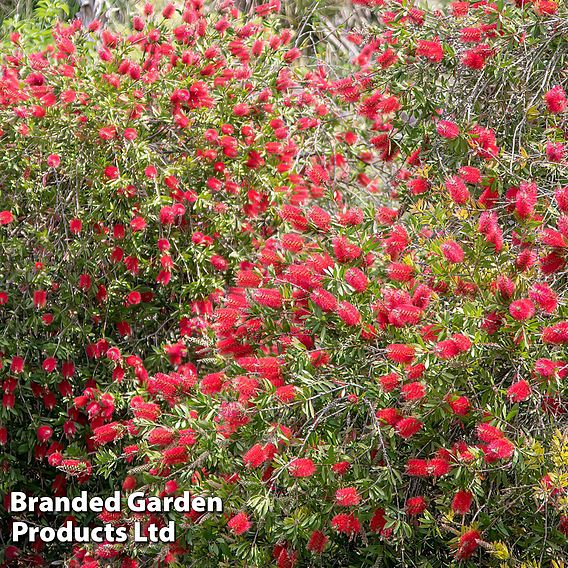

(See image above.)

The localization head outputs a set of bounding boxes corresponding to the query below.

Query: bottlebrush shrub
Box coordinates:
[0,1,383,564]
[78,0,568,566]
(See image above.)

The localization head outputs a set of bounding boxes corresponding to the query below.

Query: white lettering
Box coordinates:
[11,522,29,541]
[128,492,146,512]
[10,492,28,513]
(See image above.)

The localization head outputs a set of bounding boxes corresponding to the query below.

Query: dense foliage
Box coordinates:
[1,0,567,566]
[0,1,376,564]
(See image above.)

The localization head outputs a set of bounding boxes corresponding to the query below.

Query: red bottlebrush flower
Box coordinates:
[507,379,531,402]
[435,339,460,359]
[42,357,57,372]
[556,186,568,211]
[211,255,228,271]
[376,95,401,115]
[486,438,515,461]
[529,283,558,314]
[345,268,368,292]
[162,3,175,18]
[413,285,433,310]
[127,291,141,306]
[162,446,187,465]
[310,288,338,312]
[0,427,7,445]
[401,382,426,401]
[228,512,252,535]
[377,48,398,69]
[544,85,567,114]
[79,274,92,290]
[99,126,116,141]
[281,233,305,253]
[307,530,328,554]
[376,407,402,426]
[285,265,318,290]
[284,47,302,63]
[452,334,472,353]
[428,457,451,477]
[387,262,414,282]
[451,490,473,515]
[243,444,268,468]
[379,372,400,392]
[395,416,423,439]
[470,125,498,157]
[147,427,175,447]
[47,154,61,167]
[280,205,308,231]
[332,461,350,475]
[124,128,137,140]
[495,275,515,299]
[37,425,53,443]
[116,321,131,337]
[159,206,175,225]
[337,301,362,326]
[477,423,504,442]
[130,216,146,232]
[104,165,119,180]
[516,249,537,272]
[200,372,224,395]
[455,529,480,559]
[516,181,537,219]
[416,38,444,62]
[446,175,470,204]
[448,395,470,416]
[540,252,566,275]
[406,458,429,477]
[132,402,160,423]
[0,210,14,225]
[288,457,316,478]
[441,240,465,263]
[309,350,330,367]
[546,141,565,162]
[459,166,481,184]
[237,270,262,288]
[275,547,297,568]
[333,236,362,262]
[276,384,296,402]
[257,358,282,381]
[369,507,387,534]
[255,288,283,309]
[93,423,123,445]
[33,290,47,309]
[540,228,567,248]
[406,496,427,516]
[335,487,360,507]
[509,299,535,321]
[462,44,492,69]
[387,343,415,364]
[308,206,331,231]
[460,26,482,43]
[331,513,361,535]
[384,225,410,258]
[407,363,426,379]
[11,356,24,373]
[534,358,558,378]
[436,120,459,139]
[122,476,136,491]
[178,428,197,447]
[535,0,558,14]
[3,394,15,409]
[408,177,429,195]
